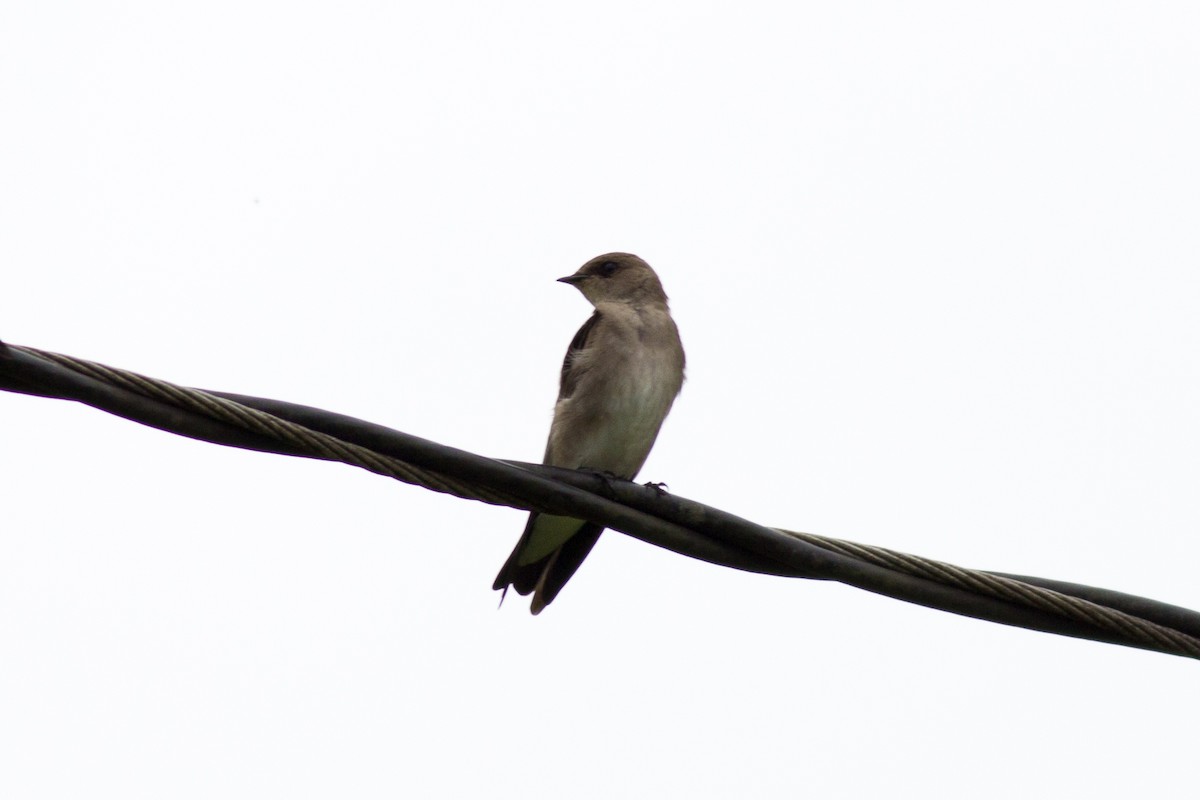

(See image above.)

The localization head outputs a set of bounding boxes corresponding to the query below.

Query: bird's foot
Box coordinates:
[643,481,670,496]
[585,469,622,498]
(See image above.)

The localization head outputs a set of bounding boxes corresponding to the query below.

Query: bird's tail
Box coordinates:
[493,514,603,614]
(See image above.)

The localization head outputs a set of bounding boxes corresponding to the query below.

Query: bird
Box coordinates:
[493,253,686,613]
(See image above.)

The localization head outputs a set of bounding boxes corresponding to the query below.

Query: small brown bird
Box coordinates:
[494,253,686,613]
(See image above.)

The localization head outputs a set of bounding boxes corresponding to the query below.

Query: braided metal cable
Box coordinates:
[4,341,1199,660]
[14,346,523,509]
[777,528,1200,657]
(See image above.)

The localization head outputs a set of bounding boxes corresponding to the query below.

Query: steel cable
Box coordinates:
[3,340,1197,660]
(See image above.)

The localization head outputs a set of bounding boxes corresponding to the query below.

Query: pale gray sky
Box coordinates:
[3,2,1198,797]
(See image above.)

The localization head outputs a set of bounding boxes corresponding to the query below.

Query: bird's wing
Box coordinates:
[558,310,602,401]
[494,310,607,612]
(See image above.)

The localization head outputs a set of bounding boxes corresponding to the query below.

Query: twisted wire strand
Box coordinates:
[15,346,523,509]
[6,343,1200,659]
[778,528,1200,657]
[3,343,796,582]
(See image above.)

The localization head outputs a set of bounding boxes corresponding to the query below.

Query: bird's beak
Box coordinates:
[557,274,589,285]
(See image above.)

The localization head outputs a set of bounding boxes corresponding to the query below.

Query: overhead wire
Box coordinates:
[2,339,1198,660]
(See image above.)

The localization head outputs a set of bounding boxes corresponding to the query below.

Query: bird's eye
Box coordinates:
[599,261,619,276]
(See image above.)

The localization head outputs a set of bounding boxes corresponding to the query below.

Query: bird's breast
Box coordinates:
[548,320,683,478]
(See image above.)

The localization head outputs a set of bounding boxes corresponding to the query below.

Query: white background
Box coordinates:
[3,2,1199,797]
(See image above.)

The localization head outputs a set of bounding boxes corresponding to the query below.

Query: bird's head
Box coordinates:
[558,252,668,306]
